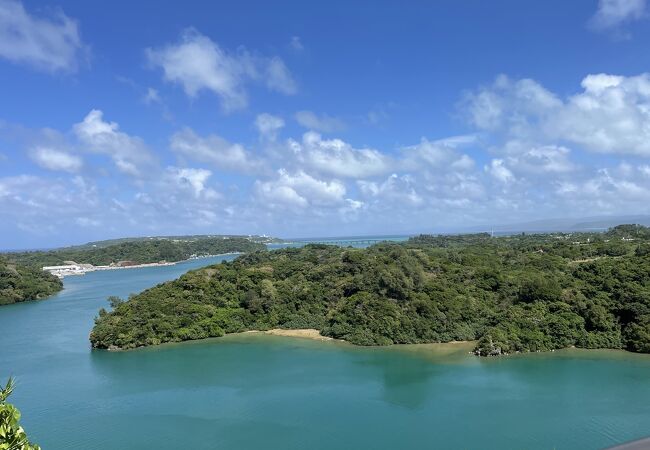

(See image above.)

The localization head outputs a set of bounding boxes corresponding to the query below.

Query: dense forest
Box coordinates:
[4,236,267,268]
[90,225,650,356]
[0,258,62,306]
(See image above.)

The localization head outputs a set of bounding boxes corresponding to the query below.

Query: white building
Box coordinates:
[42,264,88,278]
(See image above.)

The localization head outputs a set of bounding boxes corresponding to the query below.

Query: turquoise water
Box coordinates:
[2,253,650,449]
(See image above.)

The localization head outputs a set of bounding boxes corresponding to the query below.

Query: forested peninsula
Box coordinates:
[90,224,650,356]
[5,236,268,268]
[0,258,62,305]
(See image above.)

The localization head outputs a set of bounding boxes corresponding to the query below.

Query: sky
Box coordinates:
[1,0,650,249]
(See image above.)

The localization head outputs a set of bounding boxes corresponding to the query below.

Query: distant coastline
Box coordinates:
[45,252,243,278]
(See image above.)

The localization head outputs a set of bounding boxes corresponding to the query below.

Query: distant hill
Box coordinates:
[0,258,62,306]
[3,235,270,268]
[54,234,280,251]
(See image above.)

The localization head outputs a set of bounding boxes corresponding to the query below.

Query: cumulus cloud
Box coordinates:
[10,66,650,245]
[463,73,650,157]
[485,159,515,184]
[401,136,476,171]
[358,174,423,207]
[288,131,391,178]
[462,75,561,134]
[29,146,82,173]
[255,169,346,209]
[0,0,87,72]
[295,110,346,133]
[73,110,155,177]
[549,74,650,156]
[146,28,296,111]
[589,0,646,31]
[165,167,215,198]
[502,145,576,175]
[170,127,265,174]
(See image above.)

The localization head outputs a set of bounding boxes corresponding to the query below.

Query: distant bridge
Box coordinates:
[291,238,404,246]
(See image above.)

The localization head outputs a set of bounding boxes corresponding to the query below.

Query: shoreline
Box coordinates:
[102,330,650,361]
[245,328,336,341]
[49,252,243,278]
[107,328,473,352]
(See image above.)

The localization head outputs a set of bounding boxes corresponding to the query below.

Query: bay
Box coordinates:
[2,248,650,449]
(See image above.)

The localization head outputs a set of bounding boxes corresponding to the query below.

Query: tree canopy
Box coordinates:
[4,236,266,268]
[0,258,62,306]
[91,225,650,356]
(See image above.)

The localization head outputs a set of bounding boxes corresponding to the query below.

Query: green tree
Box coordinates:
[0,378,40,450]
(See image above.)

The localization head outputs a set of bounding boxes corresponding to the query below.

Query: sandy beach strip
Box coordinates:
[246,328,334,341]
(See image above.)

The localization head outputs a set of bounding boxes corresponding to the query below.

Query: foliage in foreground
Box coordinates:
[0,258,62,306]
[90,225,650,356]
[0,378,40,450]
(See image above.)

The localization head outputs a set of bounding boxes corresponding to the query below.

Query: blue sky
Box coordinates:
[1,0,650,248]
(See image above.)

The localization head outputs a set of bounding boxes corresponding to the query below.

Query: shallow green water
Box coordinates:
[2,253,650,449]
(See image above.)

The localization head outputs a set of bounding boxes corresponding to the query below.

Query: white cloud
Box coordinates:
[358,174,423,206]
[0,0,86,72]
[463,75,561,134]
[295,110,346,133]
[0,174,100,237]
[146,28,296,111]
[255,113,285,140]
[29,146,82,173]
[265,57,297,95]
[590,0,646,31]
[170,127,265,174]
[401,136,475,171]
[288,131,391,178]
[556,166,650,213]
[505,145,576,174]
[451,154,475,171]
[485,159,515,184]
[164,166,219,199]
[255,169,346,209]
[73,110,155,177]
[9,66,650,245]
[549,73,650,156]
[464,73,650,157]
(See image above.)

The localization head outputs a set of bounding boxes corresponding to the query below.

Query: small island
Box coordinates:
[90,224,650,356]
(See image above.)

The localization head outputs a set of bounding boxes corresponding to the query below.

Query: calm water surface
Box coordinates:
[2,251,650,449]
